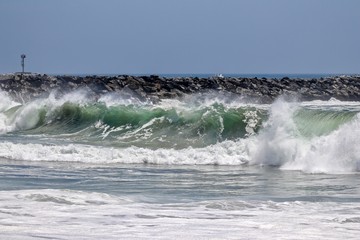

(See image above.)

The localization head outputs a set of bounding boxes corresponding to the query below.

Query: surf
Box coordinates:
[0,90,359,173]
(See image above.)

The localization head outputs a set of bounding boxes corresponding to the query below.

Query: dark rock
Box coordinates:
[1,73,360,103]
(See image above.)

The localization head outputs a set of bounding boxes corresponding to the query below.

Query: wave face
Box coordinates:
[0,90,360,173]
[0,91,266,148]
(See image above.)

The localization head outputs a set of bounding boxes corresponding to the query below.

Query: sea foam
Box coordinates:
[1,189,359,240]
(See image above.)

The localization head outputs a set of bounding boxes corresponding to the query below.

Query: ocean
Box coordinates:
[57,73,354,79]
[0,86,360,239]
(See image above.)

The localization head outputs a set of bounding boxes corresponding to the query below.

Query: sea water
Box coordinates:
[0,89,359,239]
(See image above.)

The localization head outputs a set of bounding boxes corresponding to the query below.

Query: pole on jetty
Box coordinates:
[21,54,26,73]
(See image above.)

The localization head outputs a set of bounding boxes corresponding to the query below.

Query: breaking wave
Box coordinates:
[0,90,360,173]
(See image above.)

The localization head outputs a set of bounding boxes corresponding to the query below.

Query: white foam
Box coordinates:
[98,90,150,107]
[300,98,360,111]
[0,140,249,165]
[0,91,20,112]
[157,92,271,111]
[0,91,22,133]
[246,98,360,173]
[281,114,360,173]
[0,89,95,133]
[247,99,300,167]
[0,189,359,239]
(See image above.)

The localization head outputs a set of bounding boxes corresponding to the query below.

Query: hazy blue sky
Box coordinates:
[0,0,359,74]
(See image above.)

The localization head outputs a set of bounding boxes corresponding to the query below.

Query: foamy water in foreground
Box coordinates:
[0,162,359,240]
[0,90,360,239]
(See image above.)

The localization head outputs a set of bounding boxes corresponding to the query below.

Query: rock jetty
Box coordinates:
[1,73,360,103]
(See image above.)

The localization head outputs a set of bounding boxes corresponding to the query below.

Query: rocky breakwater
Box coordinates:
[1,73,360,103]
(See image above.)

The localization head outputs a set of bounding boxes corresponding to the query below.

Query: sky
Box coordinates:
[0,0,359,74]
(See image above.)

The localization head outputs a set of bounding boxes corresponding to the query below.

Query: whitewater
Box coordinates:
[0,89,360,239]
